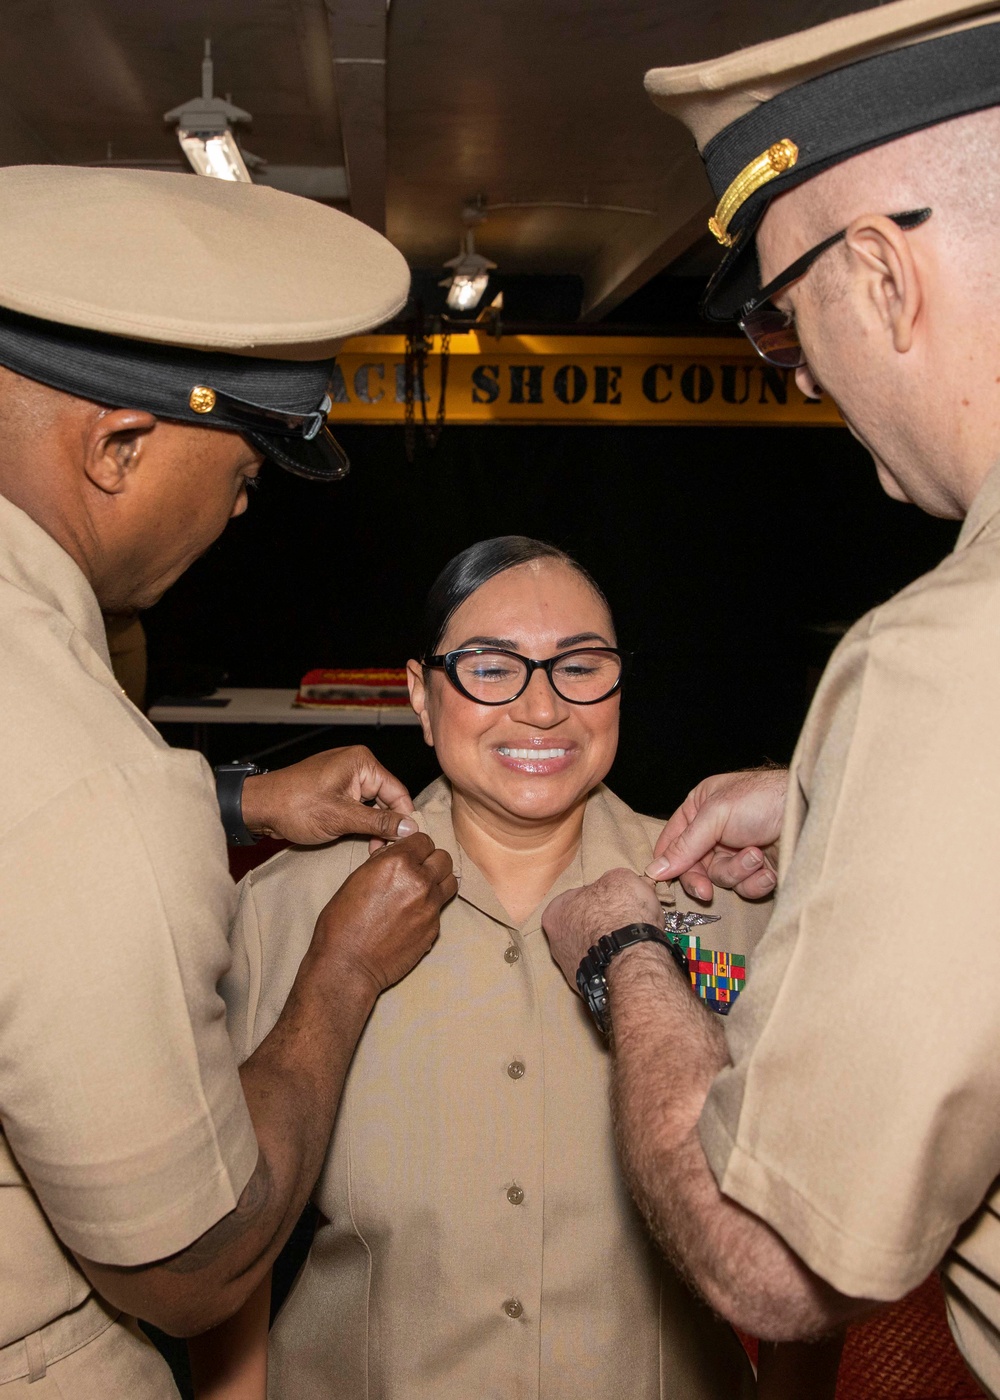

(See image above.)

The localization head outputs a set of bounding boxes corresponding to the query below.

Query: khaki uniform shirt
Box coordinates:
[224,778,770,1400]
[699,462,1000,1397]
[0,492,257,1394]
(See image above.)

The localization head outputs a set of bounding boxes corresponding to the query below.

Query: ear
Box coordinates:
[82,408,158,496]
[794,365,824,401]
[844,214,922,355]
[406,658,435,748]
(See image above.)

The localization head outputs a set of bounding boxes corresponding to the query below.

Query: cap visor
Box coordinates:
[245,424,351,481]
[700,208,767,321]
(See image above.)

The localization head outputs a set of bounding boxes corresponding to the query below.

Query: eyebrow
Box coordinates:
[451,631,615,651]
[557,632,614,648]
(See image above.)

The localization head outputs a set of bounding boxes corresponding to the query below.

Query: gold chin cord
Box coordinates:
[708,138,799,247]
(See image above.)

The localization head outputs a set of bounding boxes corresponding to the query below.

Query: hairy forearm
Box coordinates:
[78,951,376,1336]
[608,944,868,1341]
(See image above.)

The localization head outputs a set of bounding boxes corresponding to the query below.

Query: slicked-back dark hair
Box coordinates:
[417,535,612,658]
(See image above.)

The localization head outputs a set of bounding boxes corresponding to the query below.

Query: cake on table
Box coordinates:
[294,668,410,710]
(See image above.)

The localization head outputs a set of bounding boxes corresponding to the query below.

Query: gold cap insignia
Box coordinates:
[189,385,216,414]
[709,138,799,247]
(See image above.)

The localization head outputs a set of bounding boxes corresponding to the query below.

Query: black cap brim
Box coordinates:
[245,424,350,482]
[0,305,349,479]
[700,209,766,322]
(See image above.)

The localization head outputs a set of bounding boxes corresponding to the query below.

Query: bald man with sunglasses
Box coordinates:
[542,2,1000,1395]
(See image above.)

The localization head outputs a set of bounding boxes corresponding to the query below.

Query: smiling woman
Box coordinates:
[405,539,623,914]
[211,538,783,1400]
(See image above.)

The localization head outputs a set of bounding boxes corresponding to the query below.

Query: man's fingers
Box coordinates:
[676,849,776,901]
[701,848,776,898]
[422,848,459,905]
[678,863,715,902]
[367,829,433,863]
[422,846,455,887]
[646,806,727,880]
[346,802,419,842]
[649,800,698,864]
[732,867,777,900]
[701,847,764,890]
[352,750,414,814]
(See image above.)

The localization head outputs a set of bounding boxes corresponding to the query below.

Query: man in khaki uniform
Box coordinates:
[0,166,456,1396]
[541,2,1000,1396]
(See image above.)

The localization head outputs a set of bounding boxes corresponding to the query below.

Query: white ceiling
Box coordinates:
[0,0,884,317]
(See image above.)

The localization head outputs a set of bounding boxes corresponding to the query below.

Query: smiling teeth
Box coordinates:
[498,747,567,760]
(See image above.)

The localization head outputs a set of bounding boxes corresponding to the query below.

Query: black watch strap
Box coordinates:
[577,922,680,1036]
[214,763,267,847]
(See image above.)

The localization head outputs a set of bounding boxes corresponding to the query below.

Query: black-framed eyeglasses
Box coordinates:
[738,208,933,369]
[423,647,627,706]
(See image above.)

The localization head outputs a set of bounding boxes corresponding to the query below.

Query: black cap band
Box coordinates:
[0,307,350,480]
[701,21,1000,320]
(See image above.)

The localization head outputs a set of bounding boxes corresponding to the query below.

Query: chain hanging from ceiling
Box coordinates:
[403,306,451,463]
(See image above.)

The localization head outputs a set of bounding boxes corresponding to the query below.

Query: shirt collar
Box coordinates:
[413,779,513,928]
[0,490,113,677]
[413,778,661,936]
[955,458,1000,553]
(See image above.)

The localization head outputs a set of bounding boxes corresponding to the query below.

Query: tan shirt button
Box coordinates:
[506,1184,524,1205]
[503,1298,523,1319]
[504,945,520,964]
[507,1060,525,1079]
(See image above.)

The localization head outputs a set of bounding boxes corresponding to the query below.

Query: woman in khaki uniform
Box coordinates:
[213,538,831,1398]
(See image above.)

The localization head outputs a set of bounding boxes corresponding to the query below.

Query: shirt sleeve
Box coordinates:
[699,584,1000,1300]
[0,752,258,1267]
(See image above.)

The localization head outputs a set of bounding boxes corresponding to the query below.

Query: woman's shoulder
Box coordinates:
[586,783,669,862]
[241,833,364,915]
[633,807,669,848]
[227,834,374,1060]
[228,837,369,1054]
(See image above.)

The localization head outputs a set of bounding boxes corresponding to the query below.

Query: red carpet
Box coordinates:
[740,1277,984,1398]
[837,1276,984,1400]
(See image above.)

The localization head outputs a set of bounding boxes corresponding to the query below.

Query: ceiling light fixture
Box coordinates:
[164,39,254,183]
[440,202,496,312]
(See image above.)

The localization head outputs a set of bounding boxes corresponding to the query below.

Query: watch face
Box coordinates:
[579,971,610,1035]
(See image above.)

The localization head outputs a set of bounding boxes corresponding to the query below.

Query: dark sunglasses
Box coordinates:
[738,208,933,368]
[423,646,627,706]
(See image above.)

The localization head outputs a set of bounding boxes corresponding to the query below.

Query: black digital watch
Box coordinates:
[214,762,268,847]
[576,922,685,1036]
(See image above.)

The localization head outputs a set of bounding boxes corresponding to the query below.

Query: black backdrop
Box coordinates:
[145,422,958,816]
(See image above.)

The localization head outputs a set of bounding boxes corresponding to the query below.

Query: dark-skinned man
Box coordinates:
[542,2,1000,1395]
[0,165,456,1397]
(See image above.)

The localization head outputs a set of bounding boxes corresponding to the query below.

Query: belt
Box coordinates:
[0,1294,120,1385]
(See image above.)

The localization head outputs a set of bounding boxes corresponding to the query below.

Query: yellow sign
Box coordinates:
[328,333,842,427]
